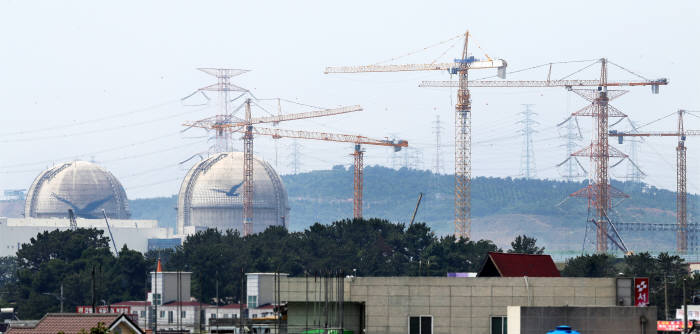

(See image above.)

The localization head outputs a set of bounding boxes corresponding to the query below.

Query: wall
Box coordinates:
[281,276,624,334]
[286,302,363,334]
[507,306,656,334]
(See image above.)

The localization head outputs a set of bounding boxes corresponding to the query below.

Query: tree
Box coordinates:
[507,235,545,255]
[561,254,618,277]
[9,229,147,319]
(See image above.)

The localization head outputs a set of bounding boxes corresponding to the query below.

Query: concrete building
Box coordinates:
[247,273,289,308]
[507,306,655,334]
[177,152,290,235]
[280,276,653,334]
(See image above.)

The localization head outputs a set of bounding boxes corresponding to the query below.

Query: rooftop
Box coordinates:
[6,313,143,334]
[478,252,561,277]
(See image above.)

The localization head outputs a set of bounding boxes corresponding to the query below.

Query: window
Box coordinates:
[491,316,507,334]
[211,313,217,319]
[181,311,186,318]
[160,311,165,318]
[140,311,146,318]
[248,295,258,308]
[168,311,174,324]
[409,316,432,334]
[153,293,162,306]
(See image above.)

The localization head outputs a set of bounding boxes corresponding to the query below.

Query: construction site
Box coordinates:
[0,0,697,260]
[5,2,700,333]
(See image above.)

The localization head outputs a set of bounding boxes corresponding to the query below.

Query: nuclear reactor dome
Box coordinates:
[177,152,289,235]
[25,161,131,219]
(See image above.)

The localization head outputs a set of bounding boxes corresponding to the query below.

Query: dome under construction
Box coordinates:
[177,152,289,235]
[25,161,131,219]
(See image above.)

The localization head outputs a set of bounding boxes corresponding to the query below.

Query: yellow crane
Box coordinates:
[325,30,507,239]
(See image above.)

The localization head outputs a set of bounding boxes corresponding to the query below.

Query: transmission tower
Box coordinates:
[433,113,443,192]
[192,68,250,153]
[560,117,584,181]
[288,140,302,174]
[518,104,538,179]
[624,122,643,183]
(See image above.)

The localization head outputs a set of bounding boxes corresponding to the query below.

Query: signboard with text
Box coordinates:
[76,305,132,314]
[657,320,694,331]
[635,277,649,306]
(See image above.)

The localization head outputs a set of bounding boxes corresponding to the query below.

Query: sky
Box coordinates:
[0,0,698,198]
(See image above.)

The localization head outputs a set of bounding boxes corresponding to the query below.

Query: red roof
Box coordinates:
[6,313,143,334]
[478,252,560,277]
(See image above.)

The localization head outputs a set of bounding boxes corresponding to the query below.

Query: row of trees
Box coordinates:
[1,219,507,318]
[0,219,695,321]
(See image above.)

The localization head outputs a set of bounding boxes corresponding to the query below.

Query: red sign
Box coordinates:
[657,320,694,331]
[635,277,649,306]
[76,305,132,314]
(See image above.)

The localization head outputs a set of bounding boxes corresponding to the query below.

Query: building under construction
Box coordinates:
[176,152,290,236]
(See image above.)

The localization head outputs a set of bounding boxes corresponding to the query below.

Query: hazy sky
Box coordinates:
[0,0,698,198]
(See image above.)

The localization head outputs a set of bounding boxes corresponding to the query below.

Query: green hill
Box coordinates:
[130,166,695,255]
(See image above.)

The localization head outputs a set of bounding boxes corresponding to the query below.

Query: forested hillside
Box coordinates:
[130,166,695,254]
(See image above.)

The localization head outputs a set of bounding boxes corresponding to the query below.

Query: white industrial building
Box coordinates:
[0,217,172,256]
[0,160,173,256]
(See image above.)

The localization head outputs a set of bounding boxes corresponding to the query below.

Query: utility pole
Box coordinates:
[215,272,219,334]
[91,266,96,313]
[60,283,63,313]
[518,104,538,179]
[684,278,688,334]
[664,276,669,320]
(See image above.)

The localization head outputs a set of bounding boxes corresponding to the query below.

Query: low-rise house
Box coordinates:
[6,313,143,334]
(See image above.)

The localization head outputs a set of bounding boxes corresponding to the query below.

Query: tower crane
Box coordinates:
[325,30,507,239]
[610,110,698,253]
[184,100,363,236]
[227,126,408,219]
[421,58,667,254]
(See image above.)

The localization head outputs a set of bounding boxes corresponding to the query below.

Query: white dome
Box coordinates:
[25,161,130,219]
[177,152,289,234]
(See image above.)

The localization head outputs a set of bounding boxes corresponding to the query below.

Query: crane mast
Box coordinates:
[324,30,506,239]
[454,32,472,239]
[422,58,667,253]
[243,99,254,236]
[610,110,694,253]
